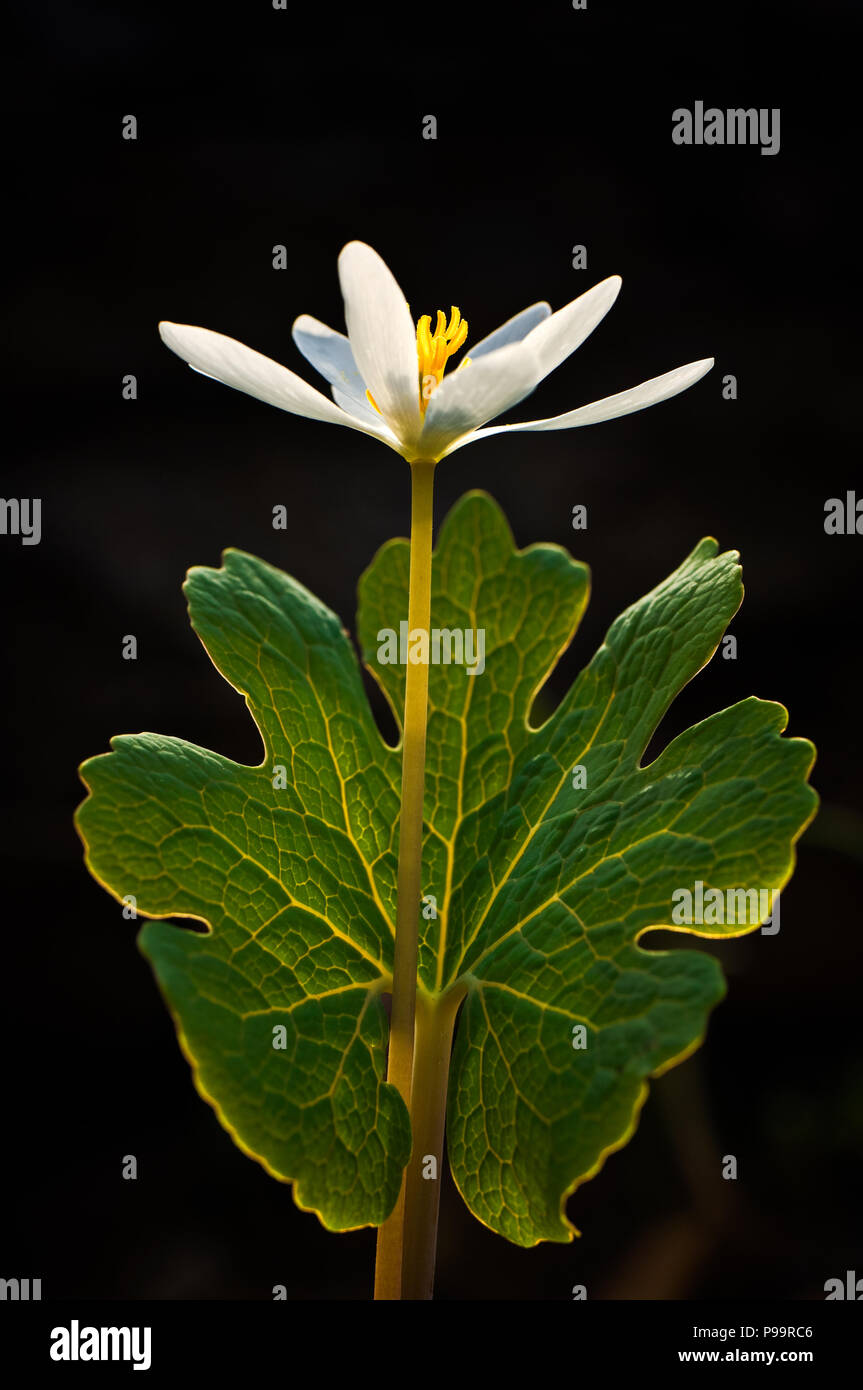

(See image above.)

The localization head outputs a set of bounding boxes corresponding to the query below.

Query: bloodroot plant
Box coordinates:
[75,243,817,1299]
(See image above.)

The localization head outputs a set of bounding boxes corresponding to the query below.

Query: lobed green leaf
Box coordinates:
[77,491,817,1243]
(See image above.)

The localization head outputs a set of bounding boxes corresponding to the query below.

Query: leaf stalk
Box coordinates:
[374,458,436,1300]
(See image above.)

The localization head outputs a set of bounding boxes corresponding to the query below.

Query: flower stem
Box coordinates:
[374,458,436,1301]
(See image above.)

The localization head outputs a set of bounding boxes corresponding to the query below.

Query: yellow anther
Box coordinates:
[448,317,468,354]
[415,304,468,411]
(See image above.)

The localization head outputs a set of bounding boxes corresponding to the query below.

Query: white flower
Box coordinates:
[159,241,712,464]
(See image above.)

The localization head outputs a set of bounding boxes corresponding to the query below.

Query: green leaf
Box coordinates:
[76,551,410,1230]
[77,490,816,1246]
[357,491,817,1246]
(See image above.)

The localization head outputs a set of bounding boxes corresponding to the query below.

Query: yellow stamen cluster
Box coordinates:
[416,306,468,409]
[365,305,469,418]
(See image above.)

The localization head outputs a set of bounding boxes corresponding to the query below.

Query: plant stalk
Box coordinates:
[374,458,436,1300]
[400,984,466,1299]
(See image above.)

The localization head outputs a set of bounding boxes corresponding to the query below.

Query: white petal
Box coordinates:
[290,315,399,438]
[467,302,551,361]
[450,359,715,452]
[523,275,622,380]
[292,314,368,405]
[417,340,542,461]
[159,321,399,447]
[337,241,422,447]
[332,385,399,437]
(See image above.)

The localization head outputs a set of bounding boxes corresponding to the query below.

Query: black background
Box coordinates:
[2,0,861,1302]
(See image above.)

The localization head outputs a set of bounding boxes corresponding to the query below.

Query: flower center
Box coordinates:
[365,305,469,419]
[416,306,468,411]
